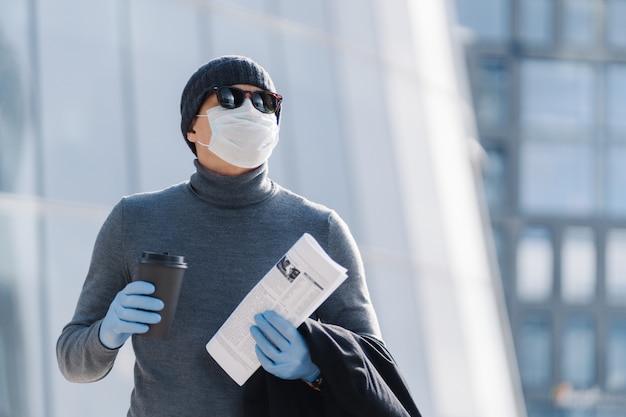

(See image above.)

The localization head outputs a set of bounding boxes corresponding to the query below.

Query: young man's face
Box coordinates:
[187,84,263,176]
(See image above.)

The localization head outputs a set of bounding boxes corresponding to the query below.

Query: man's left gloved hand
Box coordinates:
[250,310,320,382]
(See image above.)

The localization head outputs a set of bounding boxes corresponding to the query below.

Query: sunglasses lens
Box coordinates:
[251,92,278,114]
[216,87,244,109]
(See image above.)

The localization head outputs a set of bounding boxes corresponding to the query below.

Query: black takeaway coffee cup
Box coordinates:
[134,251,187,339]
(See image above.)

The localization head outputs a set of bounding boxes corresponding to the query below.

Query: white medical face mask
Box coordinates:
[196,99,279,168]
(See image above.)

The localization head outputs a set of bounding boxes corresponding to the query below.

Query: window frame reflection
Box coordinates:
[518,316,553,388]
[605,229,626,305]
[516,227,554,303]
[561,316,596,389]
[560,227,596,304]
[607,319,626,391]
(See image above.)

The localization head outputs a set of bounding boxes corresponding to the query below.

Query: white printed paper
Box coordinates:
[206,233,347,386]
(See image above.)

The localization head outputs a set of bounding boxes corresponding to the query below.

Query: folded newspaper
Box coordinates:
[206,233,348,386]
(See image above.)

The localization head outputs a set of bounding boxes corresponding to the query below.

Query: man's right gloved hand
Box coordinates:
[99,281,164,349]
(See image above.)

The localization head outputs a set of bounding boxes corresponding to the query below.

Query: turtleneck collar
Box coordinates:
[188,159,275,208]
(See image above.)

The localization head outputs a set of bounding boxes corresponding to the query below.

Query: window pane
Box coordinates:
[607,64,626,140]
[278,0,327,31]
[606,145,626,216]
[519,0,553,45]
[607,319,626,391]
[561,227,596,304]
[330,0,377,50]
[483,147,507,209]
[0,207,38,417]
[130,0,205,192]
[454,0,509,41]
[519,317,552,388]
[476,58,509,128]
[563,0,596,47]
[0,45,26,193]
[0,283,22,416]
[606,229,626,305]
[278,37,360,225]
[520,60,594,140]
[520,141,594,215]
[562,317,595,388]
[38,1,128,205]
[0,1,33,195]
[517,227,553,302]
[607,0,626,48]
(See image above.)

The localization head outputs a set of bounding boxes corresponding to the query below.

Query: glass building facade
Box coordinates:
[1,1,525,416]
[454,0,626,415]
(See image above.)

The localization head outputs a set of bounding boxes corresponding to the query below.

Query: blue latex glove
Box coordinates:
[99,281,164,349]
[250,310,320,382]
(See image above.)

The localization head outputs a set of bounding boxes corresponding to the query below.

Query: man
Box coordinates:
[56,55,385,416]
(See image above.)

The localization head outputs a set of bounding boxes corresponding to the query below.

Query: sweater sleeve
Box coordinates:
[316,211,382,339]
[56,200,131,382]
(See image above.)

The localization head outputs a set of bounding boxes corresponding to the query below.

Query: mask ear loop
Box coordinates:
[196,110,211,149]
[191,109,212,149]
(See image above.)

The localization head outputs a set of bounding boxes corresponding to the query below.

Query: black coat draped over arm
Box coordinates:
[243,319,422,417]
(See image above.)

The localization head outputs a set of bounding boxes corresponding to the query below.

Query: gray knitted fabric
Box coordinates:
[56,160,381,417]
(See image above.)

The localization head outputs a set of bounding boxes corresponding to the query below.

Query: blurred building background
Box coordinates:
[453,0,626,416]
[6,0,612,416]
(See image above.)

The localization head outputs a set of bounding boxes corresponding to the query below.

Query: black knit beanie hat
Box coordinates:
[180,55,278,155]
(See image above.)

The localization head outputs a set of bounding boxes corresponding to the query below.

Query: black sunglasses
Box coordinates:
[211,86,282,114]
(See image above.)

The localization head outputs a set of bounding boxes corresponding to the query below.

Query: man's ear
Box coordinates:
[187,128,197,143]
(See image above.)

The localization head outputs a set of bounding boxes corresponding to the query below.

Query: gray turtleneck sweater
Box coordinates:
[57,160,381,417]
